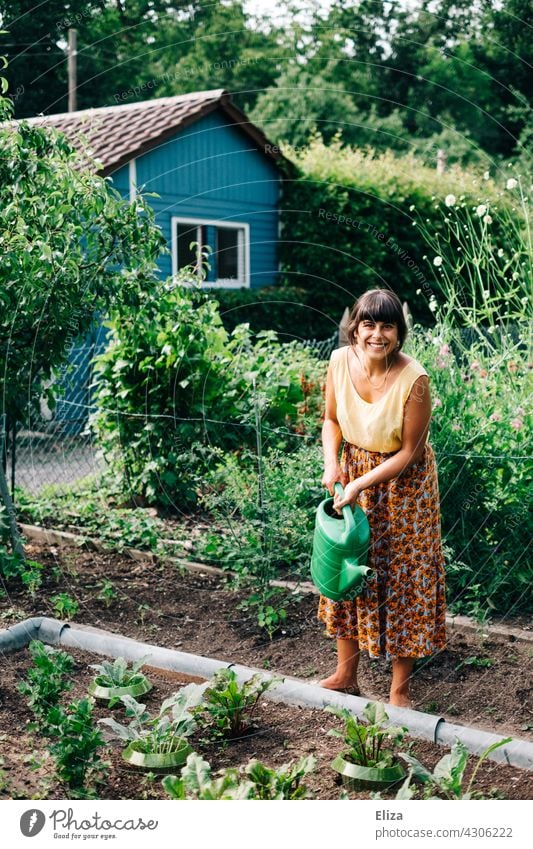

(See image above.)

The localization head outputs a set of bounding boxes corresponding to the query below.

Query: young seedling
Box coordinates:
[96,579,118,608]
[50,593,79,619]
[90,656,150,688]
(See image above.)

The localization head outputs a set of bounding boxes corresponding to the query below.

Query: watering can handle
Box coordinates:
[333,482,355,534]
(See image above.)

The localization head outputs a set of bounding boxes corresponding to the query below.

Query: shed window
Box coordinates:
[172,217,249,288]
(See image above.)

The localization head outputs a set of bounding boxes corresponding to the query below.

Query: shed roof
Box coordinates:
[23,89,293,176]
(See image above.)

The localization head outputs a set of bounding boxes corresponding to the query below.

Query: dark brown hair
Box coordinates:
[347,289,408,350]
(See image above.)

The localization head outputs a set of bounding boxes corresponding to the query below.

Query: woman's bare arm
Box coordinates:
[321,363,349,493]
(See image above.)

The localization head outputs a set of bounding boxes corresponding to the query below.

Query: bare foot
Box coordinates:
[389,695,413,709]
[319,673,360,695]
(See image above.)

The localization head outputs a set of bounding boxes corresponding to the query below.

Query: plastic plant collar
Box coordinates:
[331,753,405,789]
[88,676,152,701]
[122,739,192,771]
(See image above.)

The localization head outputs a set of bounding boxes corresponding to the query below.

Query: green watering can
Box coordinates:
[310,482,372,601]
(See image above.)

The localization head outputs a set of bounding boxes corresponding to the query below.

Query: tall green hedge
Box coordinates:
[275,136,518,338]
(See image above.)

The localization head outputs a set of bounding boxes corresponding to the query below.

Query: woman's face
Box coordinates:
[355,318,399,359]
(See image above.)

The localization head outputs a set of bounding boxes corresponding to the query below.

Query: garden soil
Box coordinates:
[0,541,532,800]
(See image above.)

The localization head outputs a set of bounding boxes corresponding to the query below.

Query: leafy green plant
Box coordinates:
[16,479,171,557]
[90,656,150,689]
[162,751,316,800]
[245,755,316,799]
[197,440,323,633]
[96,579,118,607]
[395,737,512,800]
[17,640,74,734]
[326,702,407,769]
[90,263,325,510]
[50,593,79,619]
[46,698,109,798]
[99,683,205,755]
[237,587,288,640]
[456,655,493,670]
[162,752,254,800]
[197,668,282,739]
[0,545,43,595]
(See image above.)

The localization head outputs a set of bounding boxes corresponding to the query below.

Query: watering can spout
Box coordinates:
[338,558,373,598]
[310,483,372,601]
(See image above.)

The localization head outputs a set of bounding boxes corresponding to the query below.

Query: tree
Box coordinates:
[0,75,166,564]
[0,110,166,425]
[0,0,103,116]
[0,0,284,117]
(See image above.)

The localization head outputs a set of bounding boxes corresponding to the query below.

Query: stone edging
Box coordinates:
[19,522,533,646]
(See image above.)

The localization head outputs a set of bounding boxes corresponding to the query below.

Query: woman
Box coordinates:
[318,288,446,707]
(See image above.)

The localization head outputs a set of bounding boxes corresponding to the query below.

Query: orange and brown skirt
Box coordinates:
[317,441,447,660]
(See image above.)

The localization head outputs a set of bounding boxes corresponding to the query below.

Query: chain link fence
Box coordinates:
[7,339,107,497]
[6,330,339,497]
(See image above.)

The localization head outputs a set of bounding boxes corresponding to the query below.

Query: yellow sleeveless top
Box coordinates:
[330,346,429,452]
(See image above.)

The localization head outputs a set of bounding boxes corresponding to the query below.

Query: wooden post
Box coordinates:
[339,306,350,347]
[403,300,413,330]
[437,148,447,174]
[68,28,77,112]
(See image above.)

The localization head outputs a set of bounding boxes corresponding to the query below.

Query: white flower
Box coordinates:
[476,204,487,216]
[483,214,493,224]
[483,171,490,180]
[445,194,456,207]
[429,296,438,313]
[433,256,443,267]
[506,178,518,190]
[497,248,504,257]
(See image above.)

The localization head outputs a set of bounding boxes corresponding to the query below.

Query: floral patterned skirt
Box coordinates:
[317,441,447,660]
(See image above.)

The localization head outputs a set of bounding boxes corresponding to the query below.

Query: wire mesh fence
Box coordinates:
[7,320,524,499]
[6,330,339,498]
[6,340,107,497]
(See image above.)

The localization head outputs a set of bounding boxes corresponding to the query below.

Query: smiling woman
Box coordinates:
[318,288,446,708]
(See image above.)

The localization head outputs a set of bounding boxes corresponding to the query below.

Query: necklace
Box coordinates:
[352,345,396,391]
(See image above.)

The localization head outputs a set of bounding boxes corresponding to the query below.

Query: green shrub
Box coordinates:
[197,441,323,580]
[279,136,520,338]
[91,277,325,509]
[404,174,531,617]
[406,321,531,616]
[47,699,108,797]
[213,284,321,340]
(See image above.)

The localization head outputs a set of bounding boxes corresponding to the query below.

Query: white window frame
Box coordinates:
[171,216,250,288]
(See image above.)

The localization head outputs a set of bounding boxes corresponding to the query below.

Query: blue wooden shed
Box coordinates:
[26,90,294,433]
[30,89,293,289]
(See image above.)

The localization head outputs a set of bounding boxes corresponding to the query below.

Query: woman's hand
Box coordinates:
[321,462,348,496]
[333,479,362,513]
